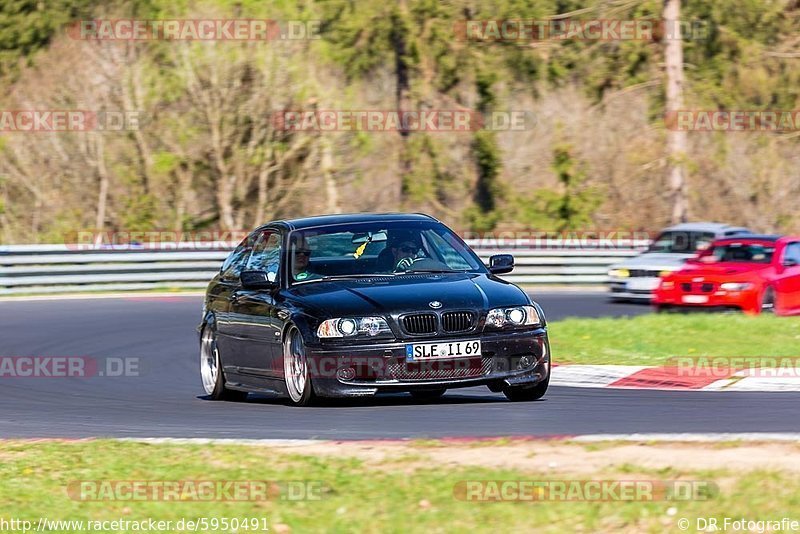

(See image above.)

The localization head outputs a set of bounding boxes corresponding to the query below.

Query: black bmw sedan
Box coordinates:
[200,213,550,406]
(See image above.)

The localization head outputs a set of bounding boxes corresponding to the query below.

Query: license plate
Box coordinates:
[627,278,660,291]
[406,340,481,362]
[682,295,709,304]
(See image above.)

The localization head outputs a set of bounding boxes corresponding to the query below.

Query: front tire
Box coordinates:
[283,326,316,407]
[503,375,549,402]
[760,287,776,315]
[200,326,248,401]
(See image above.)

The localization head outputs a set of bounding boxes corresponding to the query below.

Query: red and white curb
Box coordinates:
[551,365,800,391]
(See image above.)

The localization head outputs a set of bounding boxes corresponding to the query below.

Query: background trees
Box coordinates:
[1,0,798,243]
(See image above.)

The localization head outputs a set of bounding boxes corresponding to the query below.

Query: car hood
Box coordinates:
[283,273,529,317]
[612,252,694,270]
[672,262,770,279]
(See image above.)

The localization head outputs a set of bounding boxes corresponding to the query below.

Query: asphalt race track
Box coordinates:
[1,292,798,440]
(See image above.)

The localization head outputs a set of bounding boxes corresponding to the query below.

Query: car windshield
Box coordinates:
[288,221,486,284]
[696,242,775,264]
[648,231,716,254]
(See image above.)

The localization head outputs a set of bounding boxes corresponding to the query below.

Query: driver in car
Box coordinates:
[376,231,426,272]
[292,236,318,281]
[392,239,421,271]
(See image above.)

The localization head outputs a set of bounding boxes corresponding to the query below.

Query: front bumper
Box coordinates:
[304,329,550,398]
[607,276,660,300]
[654,286,760,313]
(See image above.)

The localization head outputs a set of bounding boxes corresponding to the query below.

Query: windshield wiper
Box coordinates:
[293,273,396,285]
[400,268,464,274]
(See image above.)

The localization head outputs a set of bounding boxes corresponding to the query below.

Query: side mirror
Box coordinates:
[783,259,799,267]
[488,254,514,275]
[240,270,278,290]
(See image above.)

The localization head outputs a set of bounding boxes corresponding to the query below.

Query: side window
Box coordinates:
[245,231,282,281]
[221,234,256,280]
[785,243,800,263]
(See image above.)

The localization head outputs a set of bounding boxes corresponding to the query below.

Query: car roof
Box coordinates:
[713,234,782,244]
[261,212,439,231]
[661,222,750,234]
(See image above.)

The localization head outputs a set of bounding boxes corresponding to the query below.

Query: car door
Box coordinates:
[227,228,284,380]
[212,233,257,369]
[776,242,800,311]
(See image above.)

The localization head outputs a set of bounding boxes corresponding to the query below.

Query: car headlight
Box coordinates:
[317,317,392,338]
[485,306,541,328]
[659,270,673,277]
[608,268,630,278]
[720,282,754,291]
[660,280,675,290]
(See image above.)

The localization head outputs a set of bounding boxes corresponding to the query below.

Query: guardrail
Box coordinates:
[0,240,649,295]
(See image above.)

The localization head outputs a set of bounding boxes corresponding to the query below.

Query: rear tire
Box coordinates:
[409,388,446,401]
[200,326,248,401]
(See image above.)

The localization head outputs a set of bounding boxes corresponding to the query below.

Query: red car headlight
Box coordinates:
[719,282,754,291]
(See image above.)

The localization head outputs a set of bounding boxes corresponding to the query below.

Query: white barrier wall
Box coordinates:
[0,240,649,295]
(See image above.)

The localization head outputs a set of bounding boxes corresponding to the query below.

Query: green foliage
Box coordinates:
[2,0,800,240]
[0,0,97,80]
[120,194,158,232]
[512,140,602,231]
[467,130,504,232]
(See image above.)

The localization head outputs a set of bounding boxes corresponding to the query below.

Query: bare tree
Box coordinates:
[664,0,688,223]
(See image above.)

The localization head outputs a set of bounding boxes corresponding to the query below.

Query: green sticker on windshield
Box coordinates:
[296,272,309,280]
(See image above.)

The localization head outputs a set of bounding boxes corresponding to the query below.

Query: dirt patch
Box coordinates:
[281,440,800,474]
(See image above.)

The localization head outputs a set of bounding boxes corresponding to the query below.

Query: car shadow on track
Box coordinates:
[199,391,536,408]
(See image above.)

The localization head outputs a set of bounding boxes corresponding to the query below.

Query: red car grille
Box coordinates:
[681,282,715,293]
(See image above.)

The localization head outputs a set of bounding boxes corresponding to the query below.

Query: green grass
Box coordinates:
[1,441,800,533]
[549,314,800,366]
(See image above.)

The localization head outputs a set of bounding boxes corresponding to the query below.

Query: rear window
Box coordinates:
[698,242,775,264]
[648,231,715,254]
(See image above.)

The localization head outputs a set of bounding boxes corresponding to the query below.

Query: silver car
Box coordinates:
[607,222,751,301]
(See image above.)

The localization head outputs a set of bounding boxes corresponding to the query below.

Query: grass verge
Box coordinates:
[1,440,799,533]
[549,313,800,365]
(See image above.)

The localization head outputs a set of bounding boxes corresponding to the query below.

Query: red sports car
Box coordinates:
[653,235,800,315]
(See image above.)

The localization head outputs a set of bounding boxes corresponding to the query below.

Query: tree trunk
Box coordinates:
[93,134,109,244]
[209,119,236,230]
[174,163,192,232]
[322,138,341,214]
[664,0,688,223]
[392,0,412,207]
[120,45,154,195]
